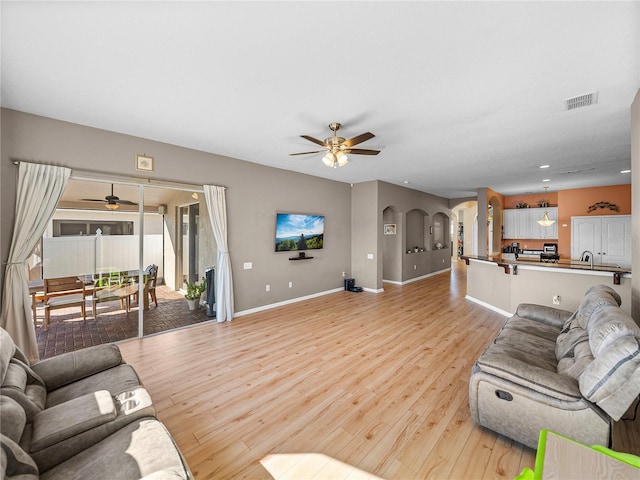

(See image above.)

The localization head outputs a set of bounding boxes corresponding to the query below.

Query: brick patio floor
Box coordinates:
[34,285,213,359]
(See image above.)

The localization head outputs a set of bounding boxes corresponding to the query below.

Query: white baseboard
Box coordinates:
[234,287,344,317]
[235,269,453,317]
[464,295,512,317]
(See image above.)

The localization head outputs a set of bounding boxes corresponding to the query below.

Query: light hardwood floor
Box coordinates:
[118,260,640,479]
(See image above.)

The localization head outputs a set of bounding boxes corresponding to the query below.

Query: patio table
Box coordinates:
[90,272,149,317]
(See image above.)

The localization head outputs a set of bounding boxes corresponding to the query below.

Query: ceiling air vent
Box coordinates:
[565,92,598,110]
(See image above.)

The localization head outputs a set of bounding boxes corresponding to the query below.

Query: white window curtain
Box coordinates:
[204,185,234,322]
[1,162,71,362]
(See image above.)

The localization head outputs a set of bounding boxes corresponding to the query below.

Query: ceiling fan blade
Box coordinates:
[346,148,380,155]
[300,135,328,147]
[117,200,138,205]
[289,150,326,156]
[80,198,107,202]
[342,132,375,148]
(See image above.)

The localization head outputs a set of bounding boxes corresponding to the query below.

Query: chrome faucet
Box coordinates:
[580,250,594,269]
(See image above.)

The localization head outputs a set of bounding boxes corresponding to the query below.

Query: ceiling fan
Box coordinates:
[290,122,380,168]
[81,184,138,210]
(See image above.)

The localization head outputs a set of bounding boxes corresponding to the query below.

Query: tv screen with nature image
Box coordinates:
[275,213,324,252]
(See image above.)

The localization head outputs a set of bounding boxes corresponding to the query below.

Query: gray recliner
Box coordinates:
[469,284,640,449]
[0,327,191,479]
[0,327,141,420]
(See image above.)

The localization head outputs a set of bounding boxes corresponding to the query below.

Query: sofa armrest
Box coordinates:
[516,303,573,329]
[31,344,124,390]
[30,390,116,451]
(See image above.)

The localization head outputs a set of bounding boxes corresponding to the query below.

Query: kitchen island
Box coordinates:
[460,255,632,316]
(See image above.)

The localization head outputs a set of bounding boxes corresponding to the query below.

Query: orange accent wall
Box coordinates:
[557,184,631,259]
[501,184,630,258]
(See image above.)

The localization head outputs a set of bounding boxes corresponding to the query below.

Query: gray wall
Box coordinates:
[378,181,452,284]
[632,89,640,322]
[0,108,351,313]
[351,180,452,289]
[351,181,380,291]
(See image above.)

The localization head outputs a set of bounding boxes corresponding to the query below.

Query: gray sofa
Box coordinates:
[469,284,640,449]
[0,328,191,479]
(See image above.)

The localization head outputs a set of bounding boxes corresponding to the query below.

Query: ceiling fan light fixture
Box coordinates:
[105,202,119,210]
[336,151,349,167]
[322,152,336,168]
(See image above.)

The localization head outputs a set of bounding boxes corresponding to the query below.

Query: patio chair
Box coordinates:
[146,264,158,307]
[132,264,158,309]
[43,276,87,330]
[91,272,131,319]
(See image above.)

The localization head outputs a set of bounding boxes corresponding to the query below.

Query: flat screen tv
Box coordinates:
[275,213,324,252]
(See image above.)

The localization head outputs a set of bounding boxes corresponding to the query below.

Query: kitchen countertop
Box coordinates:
[461,255,631,274]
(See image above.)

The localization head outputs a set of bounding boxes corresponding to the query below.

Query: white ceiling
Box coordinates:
[2,1,639,199]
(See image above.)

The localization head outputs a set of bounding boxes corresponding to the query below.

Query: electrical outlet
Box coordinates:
[553,295,561,305]
[342,271,346,277]
[414,265,417,270]
[266,284,270,292]
[289,281,293,288]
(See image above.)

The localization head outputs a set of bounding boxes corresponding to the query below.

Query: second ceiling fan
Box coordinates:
[290,122,380,168]
[81,184,138,210]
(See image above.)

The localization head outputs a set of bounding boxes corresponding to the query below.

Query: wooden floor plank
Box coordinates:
[117,260,639,479]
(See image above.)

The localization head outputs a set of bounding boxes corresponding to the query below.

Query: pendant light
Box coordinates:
[537,186,555,227]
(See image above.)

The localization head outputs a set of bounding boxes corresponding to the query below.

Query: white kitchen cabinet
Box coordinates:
[571,215,631,268]
[503,209,519,239]
[503,207,558,239]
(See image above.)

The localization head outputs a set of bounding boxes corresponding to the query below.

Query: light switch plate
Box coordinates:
[244,262,252,270]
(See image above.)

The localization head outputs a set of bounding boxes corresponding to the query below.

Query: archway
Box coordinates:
[451,201,478,259]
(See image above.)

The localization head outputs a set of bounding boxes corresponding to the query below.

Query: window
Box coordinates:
[53,220,134,236]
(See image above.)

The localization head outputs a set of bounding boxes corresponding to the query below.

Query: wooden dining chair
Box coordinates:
[146,264,158,308]
[133,264,158,309]
[43,276,87,330]
[91,272,130,319]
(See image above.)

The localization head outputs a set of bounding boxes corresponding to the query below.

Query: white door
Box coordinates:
[571,215,631,268]
[601,216,631,268]
[571,217,602,262]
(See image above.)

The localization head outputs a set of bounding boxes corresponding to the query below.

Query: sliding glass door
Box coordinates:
[32,178,212,358]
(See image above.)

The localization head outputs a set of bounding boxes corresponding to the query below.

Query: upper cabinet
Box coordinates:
[503,207,558,239]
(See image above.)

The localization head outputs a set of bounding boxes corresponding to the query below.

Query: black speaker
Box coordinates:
[344,278,355,291]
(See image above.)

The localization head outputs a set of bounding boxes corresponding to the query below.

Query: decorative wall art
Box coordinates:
[135,154,154,172]
[384,224,396,235]
[587,201,619,213]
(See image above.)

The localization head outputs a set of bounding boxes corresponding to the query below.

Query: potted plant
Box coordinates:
[184,278,206,311]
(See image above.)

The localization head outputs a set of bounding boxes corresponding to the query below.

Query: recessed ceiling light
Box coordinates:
[403,180,410,184]
[542,179,551,182]
[621,169,631,174]
[539,165,550,169]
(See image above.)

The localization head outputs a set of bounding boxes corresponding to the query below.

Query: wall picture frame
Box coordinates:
[135,154,154,172]
[384,223,396,235]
